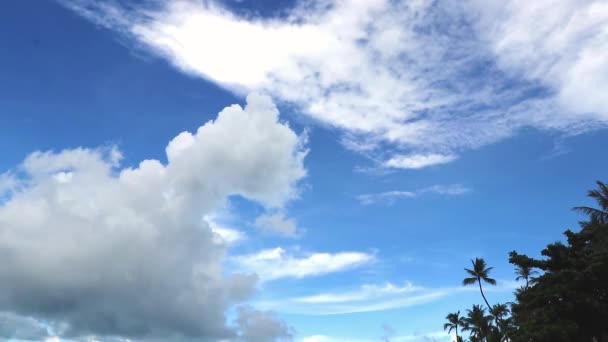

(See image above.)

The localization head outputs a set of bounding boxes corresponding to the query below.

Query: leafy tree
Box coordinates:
[509,181,608,342]
[444,181,608,342]
[463,258,497,310]
[444,310,466,342]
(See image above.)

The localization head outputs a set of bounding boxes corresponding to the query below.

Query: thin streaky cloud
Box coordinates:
[357,184,471,205]
[257,279,520,315]
[232,247,375,281]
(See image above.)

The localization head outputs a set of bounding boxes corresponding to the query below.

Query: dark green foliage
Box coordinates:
[509,183,608,342]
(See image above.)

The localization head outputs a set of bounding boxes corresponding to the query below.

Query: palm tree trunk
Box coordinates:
[478,278,492,310]
[455,326,458,342]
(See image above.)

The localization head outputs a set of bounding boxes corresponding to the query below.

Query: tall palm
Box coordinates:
[514,264,538,289]
[463,304,492,341]
[573,180,608,224]
[444,310,466,341]
[463,258,497,310]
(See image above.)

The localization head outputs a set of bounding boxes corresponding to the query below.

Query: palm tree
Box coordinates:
[514,264,538,289]
[444,310,466,341]
[463,258,497,310]
[573,180,608,224]
[463,304,492,341]
[489,303,509,321]
[489,303,509,341]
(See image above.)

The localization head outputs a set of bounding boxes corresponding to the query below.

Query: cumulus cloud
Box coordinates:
[357,184,470,205]
[233,248,374,281]
[0,312,51,341]
[61,0,608,169]
[205,216,247,246]
[0,94,305,340]
[235,306,293,342]
[254,212,300,238]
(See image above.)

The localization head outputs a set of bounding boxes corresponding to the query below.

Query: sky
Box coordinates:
[0,0,607,341]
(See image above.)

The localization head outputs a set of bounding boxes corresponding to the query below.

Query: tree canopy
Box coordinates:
[444,181,608,342]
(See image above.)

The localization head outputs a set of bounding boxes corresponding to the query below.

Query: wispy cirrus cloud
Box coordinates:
[258,279,519,315]
[357,184,470,205]
[258,282,447,315]
[60,0,608,169]
[232,247,374,281]
[301,331,452,342]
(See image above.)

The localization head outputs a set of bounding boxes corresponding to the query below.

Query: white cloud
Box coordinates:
[292,282,420,304]
[357,191,417,205]
[254,212,300,238]
[205,214,247,246]
[301,335,371,342]
[357,184,470,205]
[210,223,247,246]
[258,280,518,315]
[420,184,471,196]
[259,282,446,315]
[384,154,457,170]
[300,332,452,342]
[62,0,608,169]
[235,306,293,342]
[0,94,306,340]
[471,0,608,119]
[233,248,374,281]
[0,172,17,198]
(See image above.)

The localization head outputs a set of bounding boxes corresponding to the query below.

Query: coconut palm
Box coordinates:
[444,310,466,341]
[490,303,509,321]
[463,258,497,310]
[463,304,492,341]
[514,264,538,289]
[573,180,608,224]
[489,303,510,340]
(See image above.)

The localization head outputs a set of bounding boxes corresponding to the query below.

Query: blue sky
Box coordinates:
[1,0,608,341]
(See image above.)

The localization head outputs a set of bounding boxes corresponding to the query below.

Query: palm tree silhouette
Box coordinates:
[573,180,608,224]
[489,303,510,340]
[444,310,466,341]
[514,264,538,289]
[463,304,492,341]
[463,258,496,310]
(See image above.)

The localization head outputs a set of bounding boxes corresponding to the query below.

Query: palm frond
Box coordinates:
[573,206,608,223]
[483,277,497,285]
[464,268,477,277]
[463,277,477,285]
